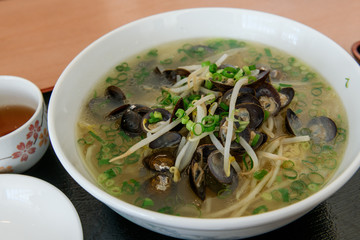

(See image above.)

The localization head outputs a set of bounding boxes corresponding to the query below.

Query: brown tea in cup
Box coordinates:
[0,105,35,137]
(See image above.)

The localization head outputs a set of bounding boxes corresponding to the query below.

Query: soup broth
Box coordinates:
[77,39,348,218]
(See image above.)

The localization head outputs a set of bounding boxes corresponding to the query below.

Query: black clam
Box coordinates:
[88,85,127,119]
[285,109,337,142]
[120,110,144,136]
[206,150,238,194]
[219,117,251,155]
[279,87,295,109]
[189,145,217,200]
[142,108,172,132]
[149,132,182,149]
[255,82,281,116]
[220,90,259,107]
[189,159,206,200]
[105,104,130,121]
[105,85,127,101]
[234,103,264,130]
[246,69,270,89]
[285,108,303,136]
[249,130,268,150]
[163,68,191,83]
[142,150,175,172]
[211,78,236,92]
[189,145,238,200]
[120,104,151,136]
[307,116,337,142]
[155,67,191,83]
[144,173,172,196]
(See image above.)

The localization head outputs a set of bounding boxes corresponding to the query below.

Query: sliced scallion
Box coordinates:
[212,73,223,82]
[209,63,217,73]
[253,169,268,180]
[252,205,268,214]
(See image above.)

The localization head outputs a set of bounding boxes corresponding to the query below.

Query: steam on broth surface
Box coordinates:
[77,39,347,218]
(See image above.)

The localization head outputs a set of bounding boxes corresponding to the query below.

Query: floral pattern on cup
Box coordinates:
[27,119,41,141]
[0,103,48,173]
[0,166,13,173]
[12,141,36,162]
[39,128,49,147]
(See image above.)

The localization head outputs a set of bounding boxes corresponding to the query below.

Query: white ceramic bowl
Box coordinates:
[0,174,83,240]
[48,8,360,239]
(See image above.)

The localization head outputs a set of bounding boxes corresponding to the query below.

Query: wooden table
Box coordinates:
[1,0,359,92]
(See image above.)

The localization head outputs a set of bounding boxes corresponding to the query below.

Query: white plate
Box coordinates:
[0,174,83,240]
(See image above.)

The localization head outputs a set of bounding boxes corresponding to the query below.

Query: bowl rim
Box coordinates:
[48,7,360,231]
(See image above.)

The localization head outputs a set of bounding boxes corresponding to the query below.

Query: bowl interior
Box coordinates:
[48,7,360,232]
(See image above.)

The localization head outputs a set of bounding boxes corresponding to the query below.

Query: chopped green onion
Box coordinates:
[301,160,318,171]
[171,95,181,105]
[201,115,220,132]
[242,154,254,170]
[219,111,229,119]
[345,77,350,88]
[158,206,175,214]
[271,188,289,202]
[235,121,249,133]
[201,60,211,67]
[181,115,190,124]
[148,111,163,124]
[248,76,257,82]
[264,48,272,57]
[281,160,295,169]
[242,65,251,75]
[212,72,222,81]
[291,180,307,193]
[204,79,213,89]
[88,131,106,144]
[249,64,256,70]
[221,67,238,78]
[261,192,272,201]
[104,179,115,188]
[97,173,109,184]
[104,167,122,179]
[279,83,293,88]
[191,122,204,136]
[288,57,296,64]
[175,108,185,119]
[154,111,162,119]
[217,187,232,199]
[107,186,122,196]
[142,197,154,208]
[253,169,268,180]
[307,183,319,192]
[186,120,195,131]
[209,63,218,73]
[234,69,244,80]
[263,110,270,121]
[323,158,337,169]
[188,94,201,101]
[250,133,260,147]
[283,168,298,179]
[147,49,158,57]
[307,172,324,185]
[219,102,229,111]
[157,90,172,106]
[160,58,172,65]
[252,205,268,214]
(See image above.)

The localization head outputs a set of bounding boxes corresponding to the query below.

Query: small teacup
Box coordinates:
[0,76,49,173]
